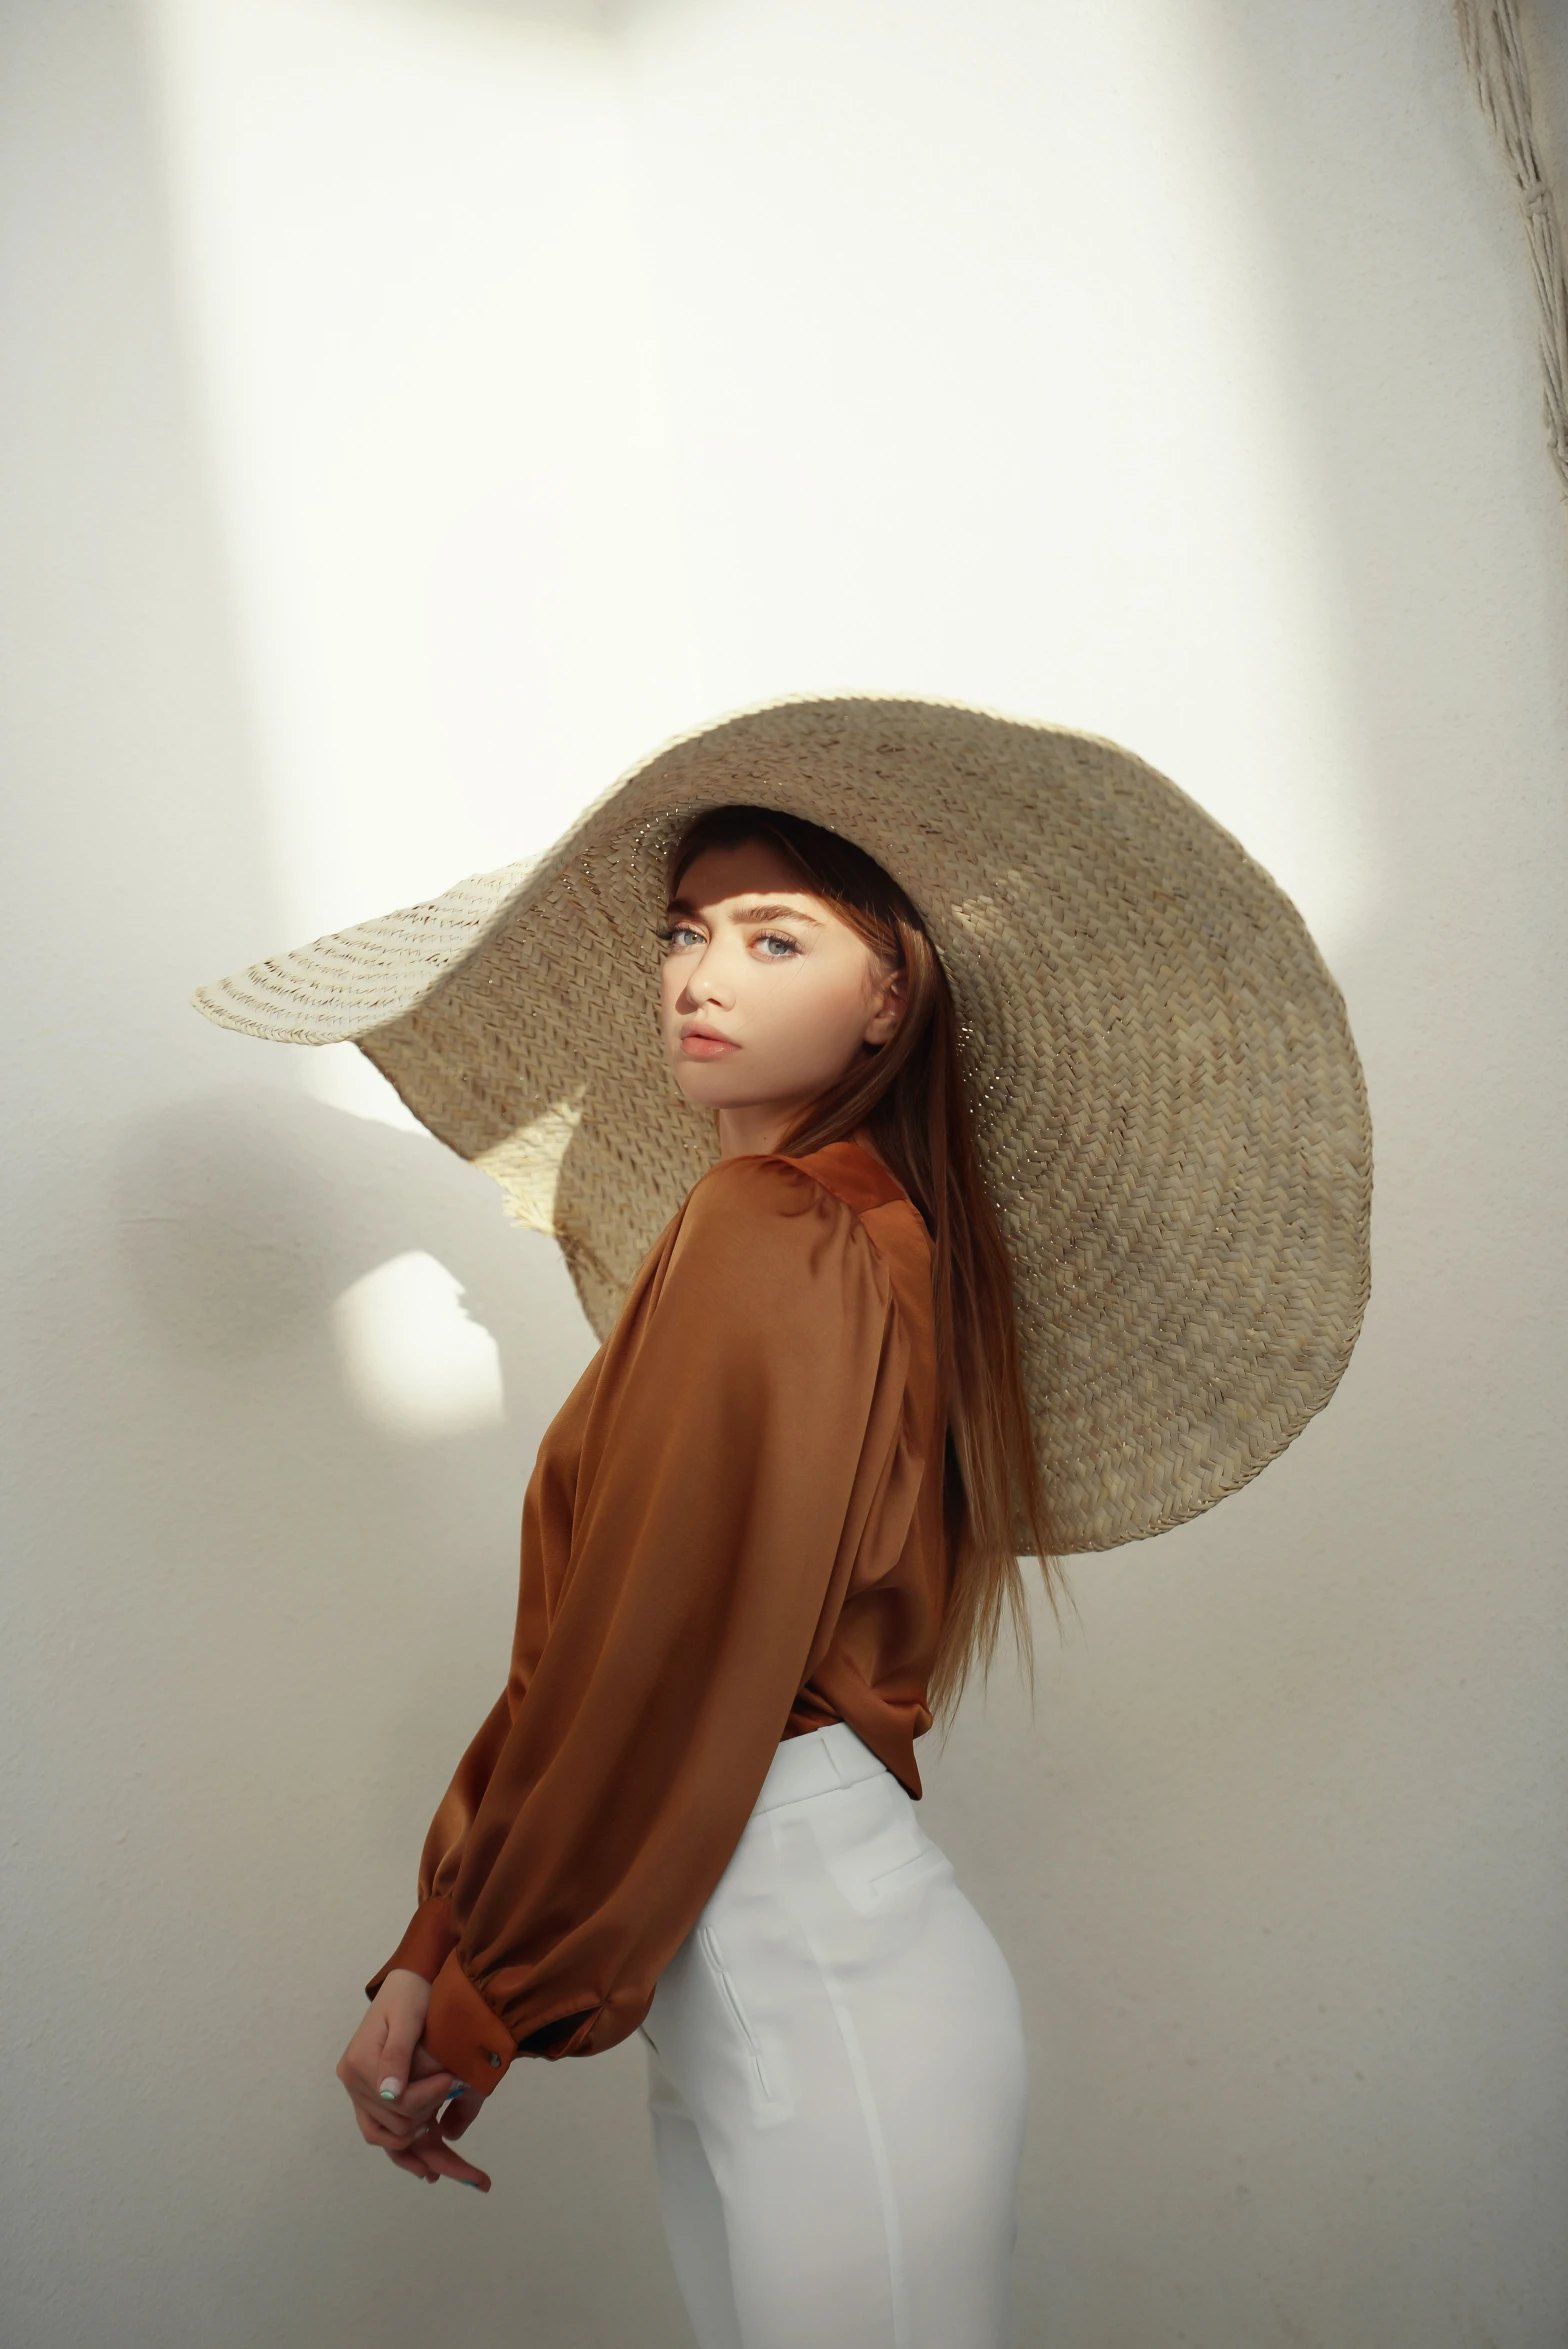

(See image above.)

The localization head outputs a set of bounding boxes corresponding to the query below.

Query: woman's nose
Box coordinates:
[681,950,731,1009]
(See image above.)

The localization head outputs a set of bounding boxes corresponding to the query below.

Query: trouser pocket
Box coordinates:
[809,1773,951,1916]
[697,1923,773,2103]
[867,1834,953,1901]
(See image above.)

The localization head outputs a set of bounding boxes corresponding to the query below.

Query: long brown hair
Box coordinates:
[668,804,1066,1725]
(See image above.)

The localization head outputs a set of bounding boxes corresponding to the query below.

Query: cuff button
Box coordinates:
[486,2051,503,2068]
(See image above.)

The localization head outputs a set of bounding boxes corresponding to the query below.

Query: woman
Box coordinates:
[194,695,1371,2349]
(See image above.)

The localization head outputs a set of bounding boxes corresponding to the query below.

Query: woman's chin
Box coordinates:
[670,1064,741,1113]
[670,1066,793,1125]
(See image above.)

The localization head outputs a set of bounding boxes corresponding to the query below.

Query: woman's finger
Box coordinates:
[377,2071,463,2129]
[419,2126,493,2193]
[344,2076,422,2140]
[335,1973,435,2111]
[340,2054,461,2135]
[379,2120,490,2191]
[431,2095,481,2151]
[406,2042,454,2079]
[363,2085,474,2148]
[350,2100,424,2151]
[339,2061,455,2121]
[401,2051,453,2101]
[385,2137,443,2183]
[363,1990,425,2107]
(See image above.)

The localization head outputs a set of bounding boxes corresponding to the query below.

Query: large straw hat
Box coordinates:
[194,693,1372,1555]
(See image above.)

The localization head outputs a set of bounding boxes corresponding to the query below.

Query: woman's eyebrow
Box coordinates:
[664,895,824,926]
[728,902,823,926]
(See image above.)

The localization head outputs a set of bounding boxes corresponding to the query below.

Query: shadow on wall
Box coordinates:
[113,1078,593,1432]
[1,22,649,2335]
[89,1082,645,2337]
[105,1075,600,1789]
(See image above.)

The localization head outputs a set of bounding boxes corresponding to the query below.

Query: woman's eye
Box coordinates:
[659,923,705,950]
[754,931,800,959]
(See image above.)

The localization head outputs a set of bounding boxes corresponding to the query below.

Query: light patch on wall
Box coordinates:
[146,0,700,952]
[617,0,1380,967]
[332,1252,503,1435]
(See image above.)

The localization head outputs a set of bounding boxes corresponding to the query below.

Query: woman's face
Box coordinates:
[659,839,907,1153]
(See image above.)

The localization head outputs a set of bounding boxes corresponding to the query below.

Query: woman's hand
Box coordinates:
[336,1968,492,2191]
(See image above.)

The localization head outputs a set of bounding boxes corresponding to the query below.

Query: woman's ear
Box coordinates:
[863,961,908,1048]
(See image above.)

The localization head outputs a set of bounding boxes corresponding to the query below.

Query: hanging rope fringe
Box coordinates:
[1457,0,1568,503]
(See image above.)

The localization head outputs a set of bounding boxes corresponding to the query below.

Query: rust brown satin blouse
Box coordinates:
[365,1140,948,2096]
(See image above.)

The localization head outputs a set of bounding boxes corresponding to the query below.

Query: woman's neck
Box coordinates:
[715,1103,807,1160]
[715,1107,885,1167]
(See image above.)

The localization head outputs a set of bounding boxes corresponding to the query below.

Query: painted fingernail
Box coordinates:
[447,2081,469,2096]
[459,2178,486,2190]
[379,2078,400,2100]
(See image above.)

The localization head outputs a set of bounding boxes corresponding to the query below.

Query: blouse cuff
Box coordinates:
[363,1893,457,2002]
[423,1949,517,2096]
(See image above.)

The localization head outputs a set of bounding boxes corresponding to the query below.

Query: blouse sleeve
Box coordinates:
[367,1154,915,2096]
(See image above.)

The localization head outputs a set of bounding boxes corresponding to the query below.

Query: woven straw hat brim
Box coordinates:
[194,692,1372,1556]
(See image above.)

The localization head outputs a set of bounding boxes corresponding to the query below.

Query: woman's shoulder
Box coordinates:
[650,1146,931,1347]
[674,1149,929,1311]
[785,1140,913,1220]
[684,1142,910,1230]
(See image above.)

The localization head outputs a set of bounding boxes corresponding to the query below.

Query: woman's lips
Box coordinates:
[680,1029,739,1060]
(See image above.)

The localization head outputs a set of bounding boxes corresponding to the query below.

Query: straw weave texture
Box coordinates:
[194,694,1372,1555]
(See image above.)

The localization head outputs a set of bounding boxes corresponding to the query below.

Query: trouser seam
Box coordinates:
[766,1808,911,2349]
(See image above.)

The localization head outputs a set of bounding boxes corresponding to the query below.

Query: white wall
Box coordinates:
[2,1,1563,2343]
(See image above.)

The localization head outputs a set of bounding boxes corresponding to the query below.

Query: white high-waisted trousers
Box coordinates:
[639,1720,1029,2349]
